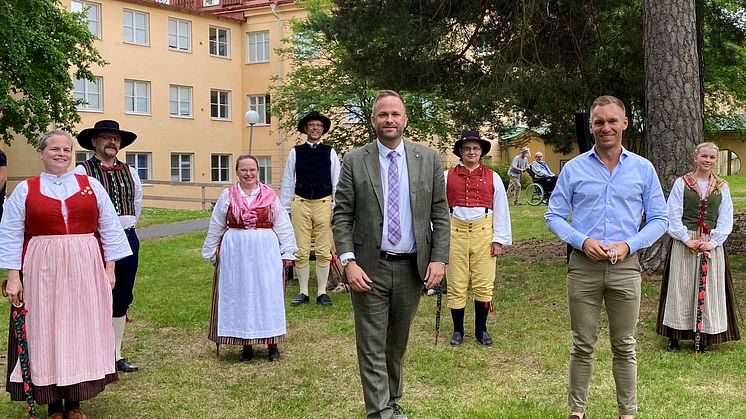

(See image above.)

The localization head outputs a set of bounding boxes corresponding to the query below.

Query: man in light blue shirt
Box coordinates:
[545,95,668,419]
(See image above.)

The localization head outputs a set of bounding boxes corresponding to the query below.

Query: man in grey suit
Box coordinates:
[334,90,450,419]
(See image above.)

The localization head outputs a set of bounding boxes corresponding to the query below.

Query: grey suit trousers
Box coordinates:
[351,257,422,419]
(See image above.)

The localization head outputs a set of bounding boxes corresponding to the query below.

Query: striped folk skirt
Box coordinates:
[656,235,740,346]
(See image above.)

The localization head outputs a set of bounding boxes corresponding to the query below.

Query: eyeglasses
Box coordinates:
[461,146,482,152]
[306,122,325,128]
[95,134,122,143]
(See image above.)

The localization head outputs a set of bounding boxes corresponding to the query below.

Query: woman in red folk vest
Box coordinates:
[202,155,297,362]
[656,142,740,353]
[0,130,131,419]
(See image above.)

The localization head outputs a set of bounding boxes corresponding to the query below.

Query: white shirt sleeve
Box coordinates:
[91,178,132,262]
[272,197,298,259]
[492,172,512,245]
[202,188,230,263]
[72,164,86,176]
[0,181,29,270]
[330,148,341,206]
[666,178,690,243]
[130,166,143,221]
[279,148,297,212]
[709,184,733,248]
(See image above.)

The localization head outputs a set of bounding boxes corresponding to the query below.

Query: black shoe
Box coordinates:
[667,338,680,352]
[316,294,333,306]
[391,403,408,419]
[267,347,280,362]
[291,293,310,306]
[449,332,464,346]
[240,346,254,362]
[697,342,709,353]
[116,358,139,372]
[476,330,493,346]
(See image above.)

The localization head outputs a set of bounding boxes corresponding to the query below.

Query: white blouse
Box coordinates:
[667,177,733,247]
[0,172,132,270]
[202,186,298,263]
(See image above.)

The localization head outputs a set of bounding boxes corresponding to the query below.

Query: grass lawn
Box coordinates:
[0,187,745,417]
[136,208,210,229]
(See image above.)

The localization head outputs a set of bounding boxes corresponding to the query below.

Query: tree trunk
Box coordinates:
[641,0,703,272]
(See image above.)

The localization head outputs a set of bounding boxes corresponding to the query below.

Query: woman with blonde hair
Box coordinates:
[656,142,740,352]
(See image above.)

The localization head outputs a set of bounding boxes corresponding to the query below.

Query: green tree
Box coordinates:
[0,0,105,144]
[301,0,746,154]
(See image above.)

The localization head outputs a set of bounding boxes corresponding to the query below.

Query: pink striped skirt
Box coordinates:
[10,234,116,388]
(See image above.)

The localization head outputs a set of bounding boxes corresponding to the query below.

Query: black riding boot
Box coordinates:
[450,308,465,345]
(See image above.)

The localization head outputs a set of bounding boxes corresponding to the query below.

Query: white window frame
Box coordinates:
[257,156,272,185]
[124,79,150,115]
[123,9,149,46]
[211,154,231,183]
[168,17,191,52]
[71,1,101,38]
[171,153,193,182]
[75,151,96,165]
[247,94,270,125]
[125,152,151,180]
[209,26,230,58]
[73,76,103,112]
[246,31,270,63]
[169,85,193,118]
[203,0,219,7]
[210,89,231,120]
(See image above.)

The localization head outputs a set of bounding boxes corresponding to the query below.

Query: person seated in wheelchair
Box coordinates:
[529,152,557,200]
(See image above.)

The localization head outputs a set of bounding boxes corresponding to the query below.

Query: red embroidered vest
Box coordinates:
[226,204,274,229]
[446,164,494,209]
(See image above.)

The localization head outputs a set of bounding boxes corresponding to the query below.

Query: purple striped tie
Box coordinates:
[387,150,401,245]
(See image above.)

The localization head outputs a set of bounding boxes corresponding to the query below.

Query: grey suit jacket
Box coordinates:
[333,140,450,280]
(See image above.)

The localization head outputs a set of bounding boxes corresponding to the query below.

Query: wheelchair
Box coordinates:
[524,168,552,206]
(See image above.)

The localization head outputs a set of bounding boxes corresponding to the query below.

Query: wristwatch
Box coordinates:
[341,257,356,267]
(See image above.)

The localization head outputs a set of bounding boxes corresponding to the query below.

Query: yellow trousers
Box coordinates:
[446,215,496,309]
[291,195,333,267]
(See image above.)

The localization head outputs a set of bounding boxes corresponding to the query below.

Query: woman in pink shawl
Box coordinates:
[202,155,297,362]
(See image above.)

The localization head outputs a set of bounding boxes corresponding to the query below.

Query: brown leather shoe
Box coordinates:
[66,408,88,419]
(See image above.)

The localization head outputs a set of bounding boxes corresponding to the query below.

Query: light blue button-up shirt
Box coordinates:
[545,146,668,254]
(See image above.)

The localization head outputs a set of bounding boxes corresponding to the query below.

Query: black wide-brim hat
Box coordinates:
[297,111,331,134]
[77,120,137,151]
[453,130,492,158]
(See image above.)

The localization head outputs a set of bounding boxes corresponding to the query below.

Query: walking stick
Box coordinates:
[2,281,36,418]
[434,286,442,345]
[694,250,710,356]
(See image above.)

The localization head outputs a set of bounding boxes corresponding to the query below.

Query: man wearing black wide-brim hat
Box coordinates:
[74,120,142,373]
[279,111,340,307]
[444,130,512,347]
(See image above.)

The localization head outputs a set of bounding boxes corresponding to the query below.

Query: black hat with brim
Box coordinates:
[453,130,492,158]
[297,111,331,134]
[77,120,137,151]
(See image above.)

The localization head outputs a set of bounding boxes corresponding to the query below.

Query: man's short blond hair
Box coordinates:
[371,90,406,116]
[589,95,626,116]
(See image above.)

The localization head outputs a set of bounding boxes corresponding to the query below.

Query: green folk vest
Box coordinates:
[681,187,722,233]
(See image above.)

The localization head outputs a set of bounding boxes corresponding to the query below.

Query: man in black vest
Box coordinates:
[280,111,340,306]
[75,120,142,373]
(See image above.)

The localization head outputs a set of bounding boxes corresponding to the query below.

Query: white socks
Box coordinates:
[315,264,330,296]
[297,264,311,296]
[113,315,126,361]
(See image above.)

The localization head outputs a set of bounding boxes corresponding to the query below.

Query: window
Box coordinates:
[75,151,95,165]
[73,76,103,111]
[168,18,191,52]
[123,9,149,45]
[257,156,272,184]
[294,31,320,60]
[170,85,193,117]
[210,90,231,120]
[211,154,231,182]
[247,31,270,63]
[344,101,364,124]
[126,152,151,180]
[209,26,230,58]
[171,154,193,182]
[203,0,219,7]
[247,94,270,124]
[124,80,150,115]
[71,1,101,38]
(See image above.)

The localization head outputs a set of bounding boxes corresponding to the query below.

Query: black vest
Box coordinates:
[294,143,333,199]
